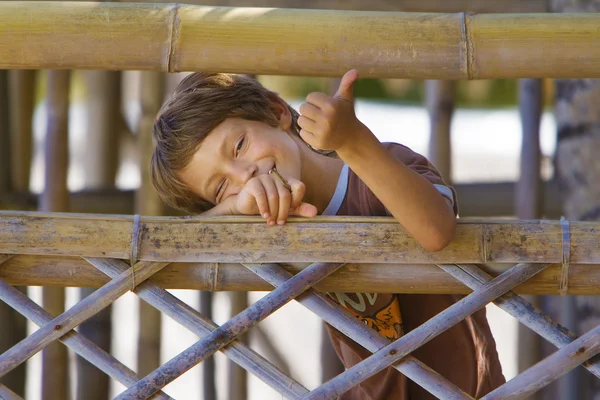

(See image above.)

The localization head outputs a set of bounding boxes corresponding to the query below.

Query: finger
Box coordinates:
[290,202,318,218]
[334,69,359,102]
[299,102,322,120]
[260,175,279,225]
[297,115,319,134]
[287,178,306,212]
[247,181,270,219]
[305,92,334,110]
[274,178,292,225]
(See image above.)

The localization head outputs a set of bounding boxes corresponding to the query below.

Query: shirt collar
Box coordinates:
[322,164,349,216]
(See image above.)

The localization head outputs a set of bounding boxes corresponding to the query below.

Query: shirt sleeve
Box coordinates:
[355,142,459,217]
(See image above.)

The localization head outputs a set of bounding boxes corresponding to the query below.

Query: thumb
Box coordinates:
[334,69,359,102]
[290,202,318,218]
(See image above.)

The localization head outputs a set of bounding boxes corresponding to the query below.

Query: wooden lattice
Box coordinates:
[1,212,599,398]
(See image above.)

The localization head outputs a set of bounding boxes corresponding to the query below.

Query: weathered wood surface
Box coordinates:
[304,262,551,399]
[117,262,344,399]
[5,255,600,295]
[1,3,599,79]
[1,212,598,264]
[245,263,473,400]
[0,279,173,400]
[93,258,309,398]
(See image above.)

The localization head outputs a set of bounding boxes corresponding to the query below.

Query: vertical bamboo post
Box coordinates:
[228,292,248,400]
[199,291,216,400]
[0,70,27,397]
[426,80,455,184]
[8,70,36,193]
[136,71,165,376]
[76,70,121,400]
[39,70,71,400]
[515,79,544,392]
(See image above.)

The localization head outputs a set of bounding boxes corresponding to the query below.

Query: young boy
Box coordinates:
[150,71,505,399]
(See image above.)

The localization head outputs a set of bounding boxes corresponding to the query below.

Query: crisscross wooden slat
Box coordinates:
[482,323,600,399]
[0,260,170,377]
[439,263,600,377]
[116,262,345,400]
[303,262,550,399]
[243,263,474,400]
[0,383,22,400]
[0,279,173,400]
[86,257,310,398]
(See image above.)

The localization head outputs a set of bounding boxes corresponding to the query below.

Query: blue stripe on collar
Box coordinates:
[322,164,349,216]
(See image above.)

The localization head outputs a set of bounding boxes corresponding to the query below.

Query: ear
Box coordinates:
[270,96,292,131]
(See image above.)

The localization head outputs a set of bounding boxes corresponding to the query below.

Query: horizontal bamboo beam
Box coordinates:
[1,212,598,265]
[1,2,598,78]
[3,255,600,295]
[0,180,564,217]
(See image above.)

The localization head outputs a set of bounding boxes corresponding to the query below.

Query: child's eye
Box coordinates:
[215,180,225,203]
[235,136,245,156]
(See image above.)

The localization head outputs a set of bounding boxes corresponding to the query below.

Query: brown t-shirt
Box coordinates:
[325,143,505,399]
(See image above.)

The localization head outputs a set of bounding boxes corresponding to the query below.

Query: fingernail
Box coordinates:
[268,220,275,226]
[263,213,269,218]
[277,220,285,225]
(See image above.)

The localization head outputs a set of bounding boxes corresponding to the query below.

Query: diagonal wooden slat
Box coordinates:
[243,263,473,400]
[0,383,22,400]
[439,263,600,378]
[482,323,600,399]
[86,257,309,398]
[302,262,551,399]
[0,255,12,265]
[116,262,345,400]
[0,279,173,400]
[0,261,169,378]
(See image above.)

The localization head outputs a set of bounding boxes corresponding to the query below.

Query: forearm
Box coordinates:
[337,129,456,251]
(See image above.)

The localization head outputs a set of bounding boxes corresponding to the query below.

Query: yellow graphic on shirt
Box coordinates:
[329,293,403,341]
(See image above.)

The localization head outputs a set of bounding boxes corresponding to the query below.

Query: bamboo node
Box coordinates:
[559,216,571,296]
[130,214,141,292]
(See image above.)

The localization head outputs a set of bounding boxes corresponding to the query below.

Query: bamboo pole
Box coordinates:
[0,70,27,397]
[8,70,35,193]
[91,258,309,398]
[515,78,544,392]
[228,291,247,400]
[77,69,121,400]
[426,80,455,184]
[199,291,216,400]
[116,263,345,400]
[39,70,70,400]
[135,71,165,378]
[1,3,600,79]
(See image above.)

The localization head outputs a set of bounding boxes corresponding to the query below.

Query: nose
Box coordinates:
[228,161,258,187]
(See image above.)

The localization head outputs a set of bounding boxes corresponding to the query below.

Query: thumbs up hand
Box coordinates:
[297,69,367,153]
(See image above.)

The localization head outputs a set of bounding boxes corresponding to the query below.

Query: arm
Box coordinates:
[297,70,456,252]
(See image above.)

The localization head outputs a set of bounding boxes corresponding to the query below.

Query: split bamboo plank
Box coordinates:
[0,279,173,400]
[1,3,600,79]
[303,262,550,399]
[5,255,600,295]
[89,257,310,398]
[1,213,599,265]
[116,262,345,400]
[438,264,600,378]
[244,263,473,400]
[0,261,170,378]
[481,324,600,399]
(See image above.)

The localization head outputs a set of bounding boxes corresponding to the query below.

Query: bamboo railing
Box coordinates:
[1,211,599,398]
[1,2,600,79]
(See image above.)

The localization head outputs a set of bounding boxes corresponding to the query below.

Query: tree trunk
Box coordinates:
[548,2,600,400]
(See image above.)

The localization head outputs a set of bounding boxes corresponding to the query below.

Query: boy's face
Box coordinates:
[178,116,303,206]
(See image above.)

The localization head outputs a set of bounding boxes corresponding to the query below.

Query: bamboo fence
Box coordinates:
[0,212,599,398]
[1,2,600,79]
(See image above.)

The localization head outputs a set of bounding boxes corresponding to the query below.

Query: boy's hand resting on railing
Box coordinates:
[201,173,317,225]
